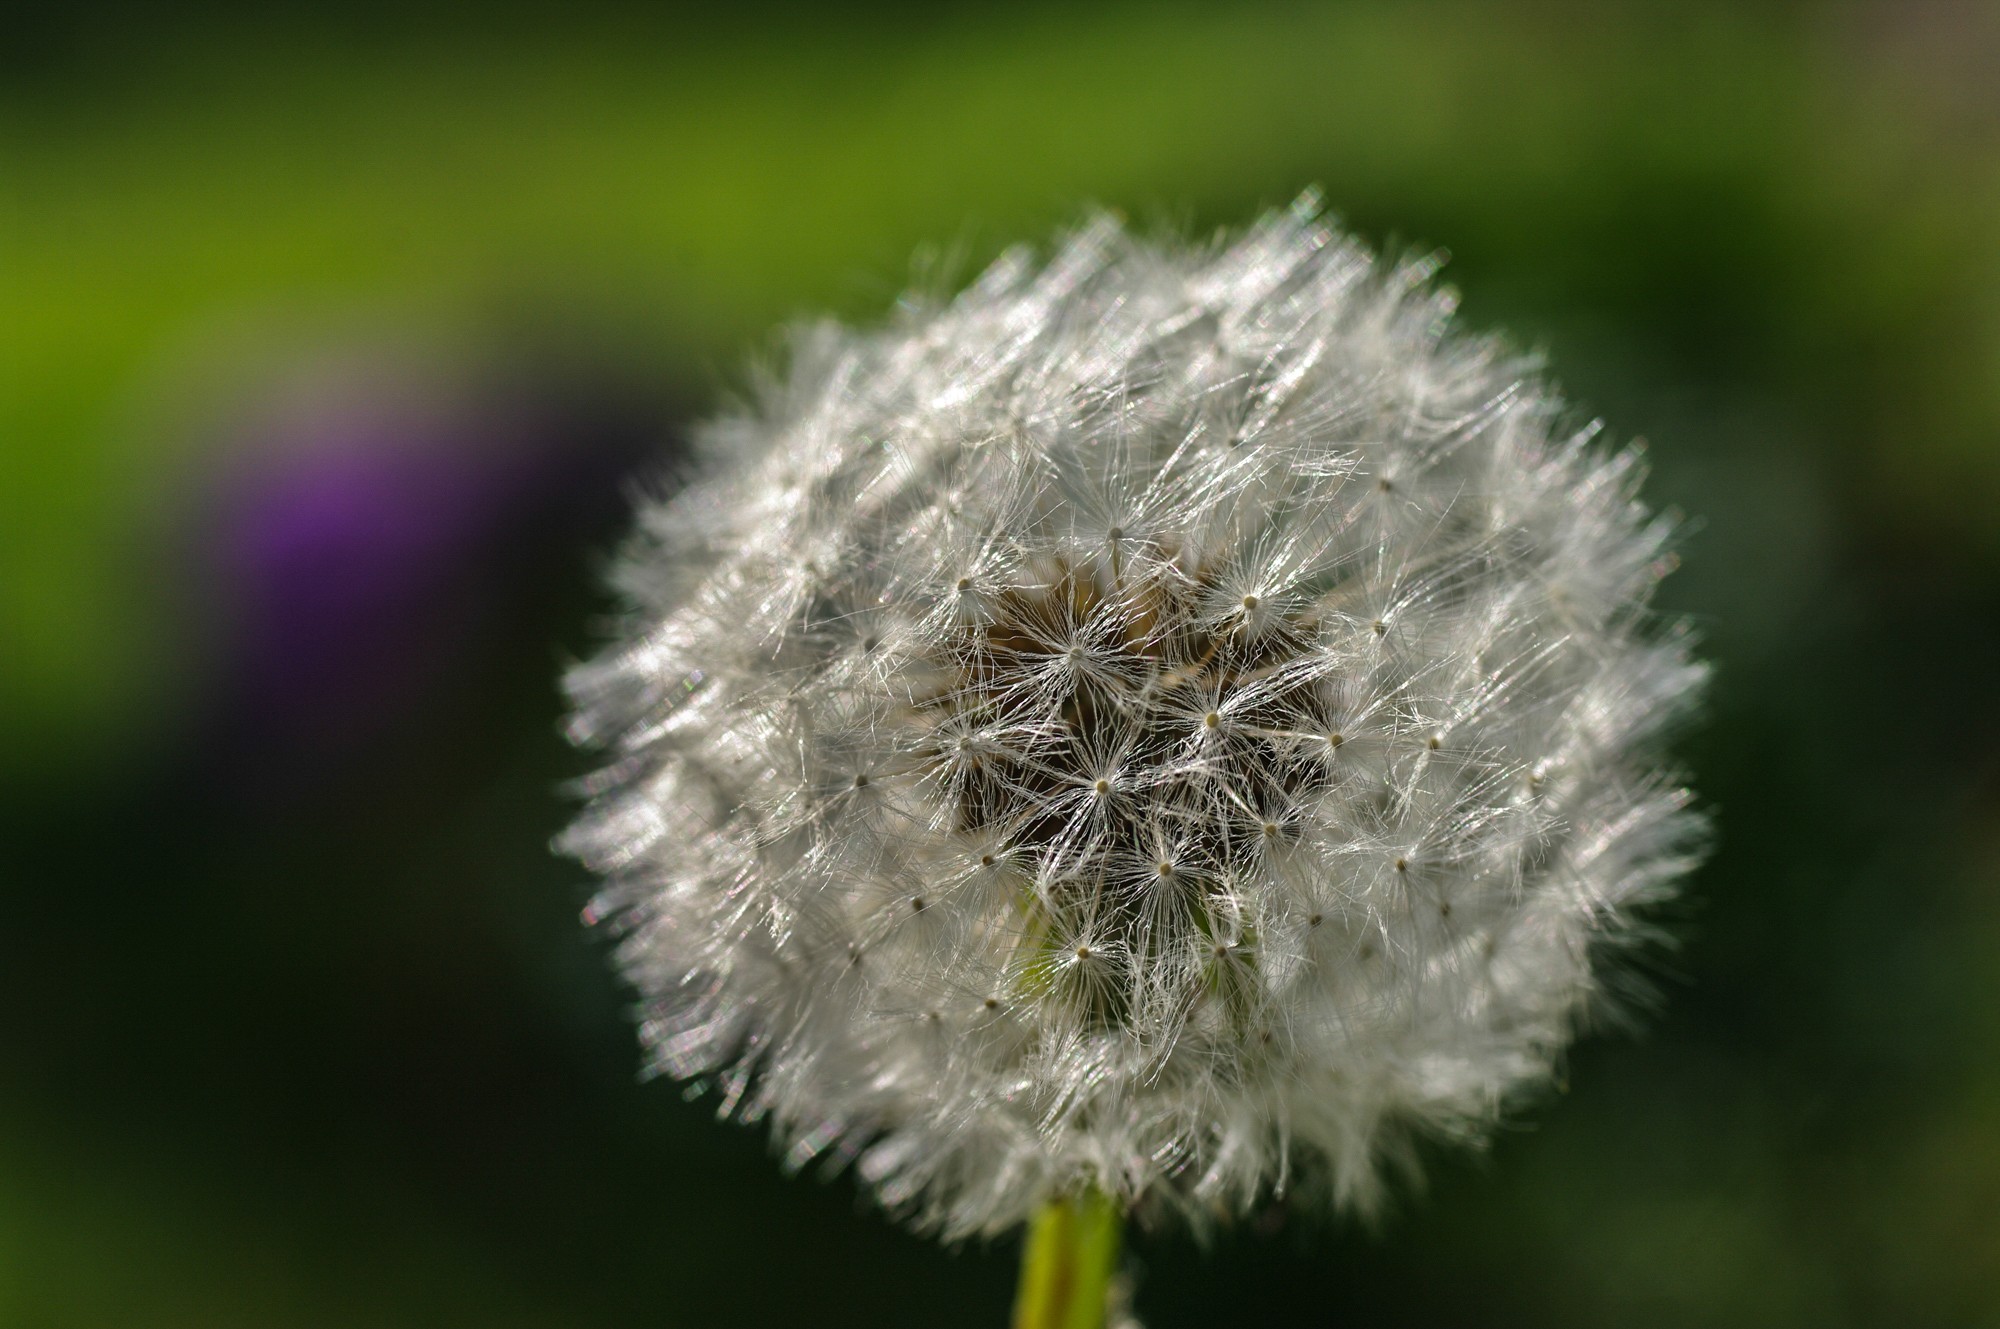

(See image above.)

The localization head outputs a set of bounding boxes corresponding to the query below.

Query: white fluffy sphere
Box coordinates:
[559,199,1706,1238]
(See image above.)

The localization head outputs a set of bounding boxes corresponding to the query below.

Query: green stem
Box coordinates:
[1011,1189,1122,1329]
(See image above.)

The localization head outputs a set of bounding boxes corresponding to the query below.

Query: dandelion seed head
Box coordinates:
[560,198,1706,1237]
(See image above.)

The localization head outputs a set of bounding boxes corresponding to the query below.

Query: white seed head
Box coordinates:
[559,199,1707,1238]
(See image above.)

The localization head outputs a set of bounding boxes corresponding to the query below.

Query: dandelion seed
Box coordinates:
[559,198,1707,1249]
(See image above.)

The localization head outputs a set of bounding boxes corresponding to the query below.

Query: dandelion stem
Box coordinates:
[1011,1187,1121,1329]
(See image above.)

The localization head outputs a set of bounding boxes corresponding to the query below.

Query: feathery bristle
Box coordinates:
[560,197,1707,1238]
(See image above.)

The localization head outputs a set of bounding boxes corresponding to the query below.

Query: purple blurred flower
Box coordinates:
[193,360,671,782]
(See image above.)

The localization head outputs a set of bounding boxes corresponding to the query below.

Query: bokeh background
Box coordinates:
[7,2,2000,1325]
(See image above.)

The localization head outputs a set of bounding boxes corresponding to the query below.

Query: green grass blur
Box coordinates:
[5,3,1999,1325]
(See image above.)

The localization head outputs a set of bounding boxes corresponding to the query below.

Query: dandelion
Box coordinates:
[559,194,1706,1326]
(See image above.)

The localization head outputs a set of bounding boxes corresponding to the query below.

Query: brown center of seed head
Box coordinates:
[919,550,1341,1027]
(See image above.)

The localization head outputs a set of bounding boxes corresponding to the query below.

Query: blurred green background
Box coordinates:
[6,2,2000,1325]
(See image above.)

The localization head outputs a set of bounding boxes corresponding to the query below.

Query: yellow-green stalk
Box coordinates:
[1012,1190,1121,1329]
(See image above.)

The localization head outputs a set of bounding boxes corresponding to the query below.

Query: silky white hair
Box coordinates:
[559,196,1707,1239]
